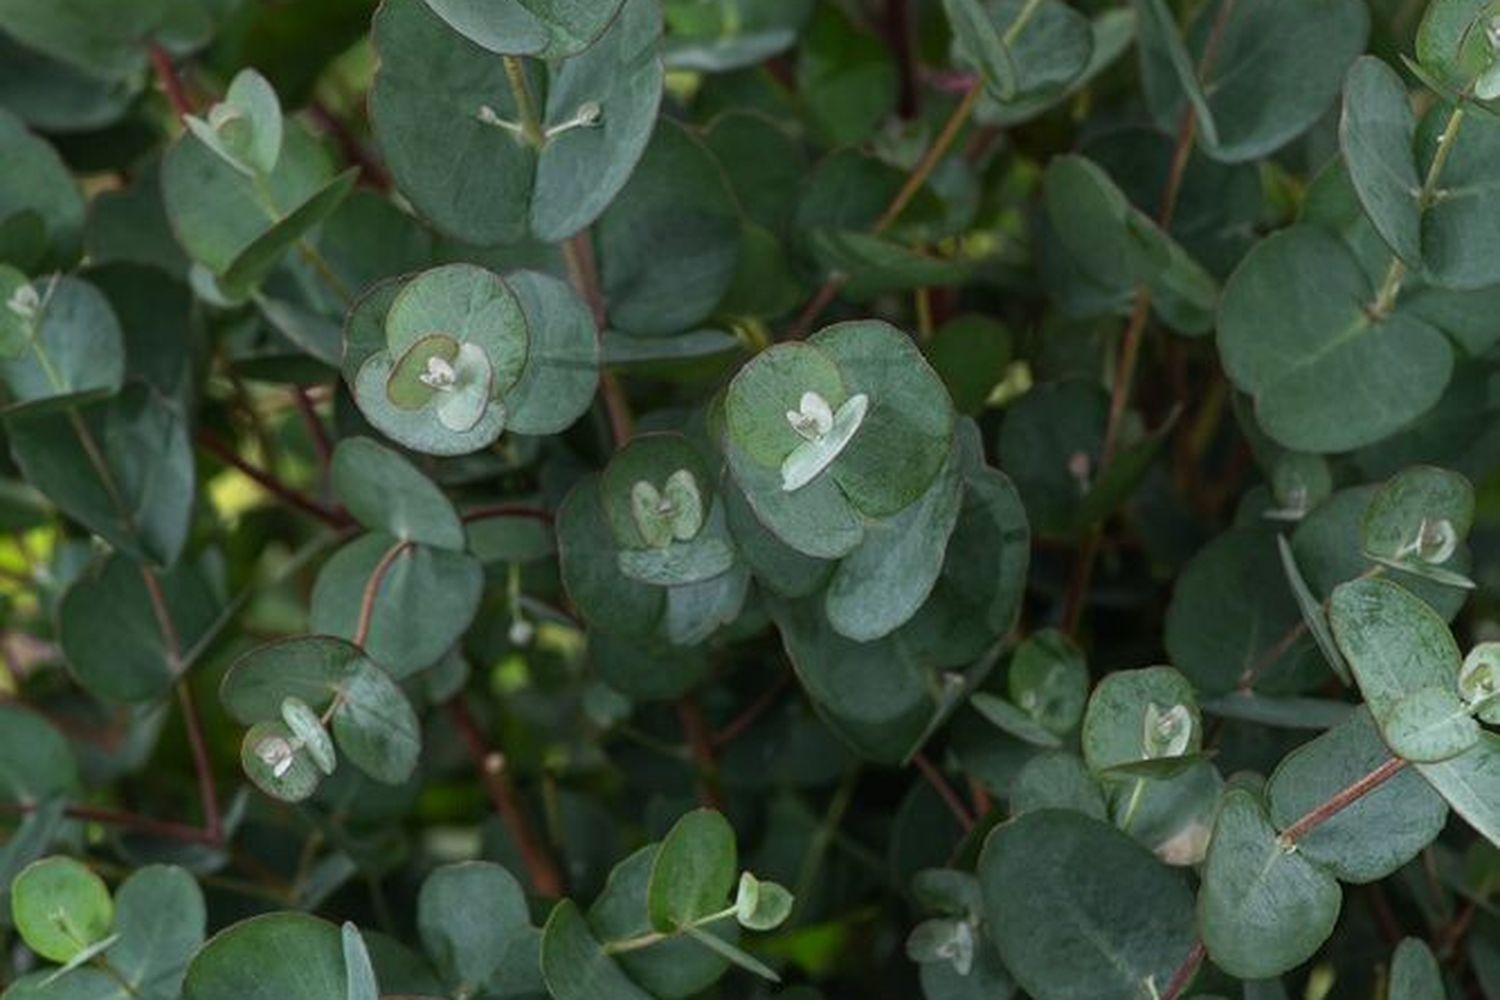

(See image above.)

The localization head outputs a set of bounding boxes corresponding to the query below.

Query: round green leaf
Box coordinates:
[1341,56,1422,266]
[309,534,484,677]
[541,900,654,1000]
[184,913,348,1000]
[502,270,600,435]
[59,554,219,704]
[0,275,123,410]
[1199,788,1342,979]
[978,810,1197,999]
[1081,666,1201,774]
[1218,225,1453,453]
[241,719,323,803]
[331,437,465,550]
[0,703,78,804]
[418,862,537,997]
[6,380,194,567]
[1329,576,1463,724]
[330,659,422,785]
[1007,629,1089,736]
[1390,937,1445,1000]
[220,635,361,725]
[0,108,83,268]
[1361,466,1475,579]
[1381,685,1479,762]
[281,697,337,776]
[597,118,741,336]
[557,477,666,639]
[107,865,207,998]
[11,857,114,964]
[588,844,732,997]
[647,809,737,931]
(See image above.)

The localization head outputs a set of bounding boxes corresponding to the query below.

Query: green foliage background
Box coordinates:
[0,0,1498,997]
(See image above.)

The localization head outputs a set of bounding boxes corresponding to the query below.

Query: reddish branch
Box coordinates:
[447,697,565,896]
[563,233,633,448]
[291,387,333,475]
[353,540,414,648]
[1160,940,1207,1000]
[1277,755,1408,846]
[0,801,220,845]
[198,430,351,529]
[1160,753,1409,998]
[147,43,193,118]
[308,99,392,190]
[141,566,223,844]
[460,504,555,525]
[913,752,975,833]
[787,82,985,340]
[712,673,792,748]
[676,696,724,809]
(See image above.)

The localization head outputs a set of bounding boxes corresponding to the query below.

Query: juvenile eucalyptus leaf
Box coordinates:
[648,809,737,932]
[184,913,350,1000]
[1389,938,1444,1000]
[978,810,1197,999]
[10,857,114,964]
[1199,789,1342,979]
[418,863,538,997]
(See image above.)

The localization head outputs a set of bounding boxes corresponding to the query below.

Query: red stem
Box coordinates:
[1160,940,1206,1000]
[712,673,791,748]
[1,801,220,845]
[307,99,392,190]
[353,540,414,648]
[198,431,351,529]
[676,696,723,809]
[291,387,333,476]
[1277,756,1408,846]
[460,504,554,525]
[447,697,565,896]
[147,43,193,118]
[913,752,975,833]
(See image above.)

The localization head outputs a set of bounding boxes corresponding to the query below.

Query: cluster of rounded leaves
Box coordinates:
[1,0,1500,998]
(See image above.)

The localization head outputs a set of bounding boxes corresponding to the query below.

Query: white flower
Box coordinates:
[6,284,39,321]
[256,735,298,779]
[1142,702,1192,759]
[418,354,458,391]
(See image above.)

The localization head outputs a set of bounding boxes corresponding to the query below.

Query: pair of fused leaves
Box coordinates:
[542,810,792,1000]
[559,432,750,656]
[371,0,661,245]
[220,635,421,802]
[723,321,955,559]
[1415,0,1500,107]
[971,629,1089,750]
[7,858,204,1000]
[162,69,355,301]
[343,263,598,455]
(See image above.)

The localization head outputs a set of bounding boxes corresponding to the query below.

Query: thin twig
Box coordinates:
[712,673,792,748]
[307,99,392,190]
[291,386,333,477]
[0,801,219,845]
[147,43,193,118]
[353,540,414,648]
[197,430,351,529]
[676,696,723,809]
[1160,940,1206,1000]
[142,565,223,844]
[447,697,566,896]
[913,752,974,832]
[562,234,633,448]
[460,504,555,525]
[1277,755,1408,846]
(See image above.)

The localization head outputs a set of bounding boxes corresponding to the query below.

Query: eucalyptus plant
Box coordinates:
[2,0,1500,998]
